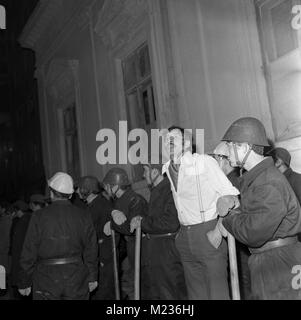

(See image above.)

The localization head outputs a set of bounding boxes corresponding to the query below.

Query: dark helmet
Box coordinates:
[103,168,130,187]
[78,176,100,194]
[222,117,269,147]
[268,147,291,167]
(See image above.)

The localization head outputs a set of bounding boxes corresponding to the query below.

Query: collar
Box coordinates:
[152,177,170,191]
[86,193,98,205]
[162,151,194,175]
[284,167,293,179]
[239,157,274,189]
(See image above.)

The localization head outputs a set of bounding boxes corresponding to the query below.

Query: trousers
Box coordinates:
[175,219,229,300]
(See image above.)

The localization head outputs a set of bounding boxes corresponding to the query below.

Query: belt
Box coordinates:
[249,236,298,254]
[146,232,177,239]
[38,256,82,266]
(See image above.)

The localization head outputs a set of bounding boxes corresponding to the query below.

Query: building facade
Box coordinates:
[19,0,301,196]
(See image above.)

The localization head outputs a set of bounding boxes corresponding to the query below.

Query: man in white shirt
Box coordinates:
[162,126,239,300]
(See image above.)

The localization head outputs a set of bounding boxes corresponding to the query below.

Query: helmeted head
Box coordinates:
[13,200,29,217]
[210,142,233,174]
[48,172,74,199]
[268,147,291,170]
[77,176,100,200]
[102,168,131,199]
[29,194,47,211]
[221,117,269,168]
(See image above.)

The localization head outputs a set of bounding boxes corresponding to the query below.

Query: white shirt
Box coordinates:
[162,151,240,226]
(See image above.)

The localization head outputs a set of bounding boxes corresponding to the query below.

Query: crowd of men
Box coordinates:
[1,117,301,300]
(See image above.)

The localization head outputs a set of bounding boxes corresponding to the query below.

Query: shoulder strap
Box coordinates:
[195,157,205,222]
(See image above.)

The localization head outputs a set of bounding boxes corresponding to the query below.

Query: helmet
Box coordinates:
[48,172,74,195]
[211,142,230,158]
[103,168,130,187]
[222,117,269,147]
[269,147,291,167]
[13,200,29,212]
[78,176,100,194]
[30,194,47,204]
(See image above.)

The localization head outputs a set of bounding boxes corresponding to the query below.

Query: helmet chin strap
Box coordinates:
[233,143,252,176]
[110,185,120,200]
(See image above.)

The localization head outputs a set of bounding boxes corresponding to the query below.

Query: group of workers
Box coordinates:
[1,116,301,300]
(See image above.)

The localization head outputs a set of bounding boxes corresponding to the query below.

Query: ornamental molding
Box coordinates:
[19,0,95,64]
[45,59,77,108]
[95,0,148,53]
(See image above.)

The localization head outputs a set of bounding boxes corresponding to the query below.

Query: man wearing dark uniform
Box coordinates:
[18,172,98,300]
[77,175,116,300]
[219,117,301,300]
[130,158,187,300]
[102,168,148,300]
[269,147,301,206]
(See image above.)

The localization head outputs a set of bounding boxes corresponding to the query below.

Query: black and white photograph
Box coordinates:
[1,0,301,308]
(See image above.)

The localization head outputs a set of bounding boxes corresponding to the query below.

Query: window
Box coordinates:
[259,0,299,62]
[122,43,157,182]
[62,104,81,179]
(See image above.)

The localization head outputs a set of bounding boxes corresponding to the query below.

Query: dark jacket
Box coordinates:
[19,200,98,289]
[284,168,301,206]
[223,158,301,248]
[0,214,12,271]
[87,194,116,263]
[111,189,148,236]
[141,178,179,235]
[11,211,32,286]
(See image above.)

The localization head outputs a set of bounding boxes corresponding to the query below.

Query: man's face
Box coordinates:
[104,184,118,199]
[227,142,247,167]
[165,129,185,161]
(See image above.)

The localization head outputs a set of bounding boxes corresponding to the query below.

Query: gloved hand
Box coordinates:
[88,281,98,292]
[18,287,31,296]
[130,216,142,233]
[216,195,240,217]
[207,218,228,249]
[103,221,111,236]
[111,210,127,225]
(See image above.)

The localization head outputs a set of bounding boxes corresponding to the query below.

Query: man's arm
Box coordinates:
[222,184,286,247]
[140,190,179,234]
[203,155,240,196]
[83,216,98,283]
[18,214,39,289]
[111,196,148,235]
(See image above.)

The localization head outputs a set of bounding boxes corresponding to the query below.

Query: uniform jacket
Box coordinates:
[111,188,148,236]
[284,168,301,206]
[223,158,301,248]
[87,194,116,263]
[19,200,98,288]
[11,211,32,285]
[141,178,179,235]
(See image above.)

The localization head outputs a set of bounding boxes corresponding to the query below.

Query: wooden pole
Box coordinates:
[228,233,240,300]
[134,221,142,300]
[111,228,120,300]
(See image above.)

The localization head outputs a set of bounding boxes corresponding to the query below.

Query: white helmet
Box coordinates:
[212,142,230,158]
[48,172,74,195]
